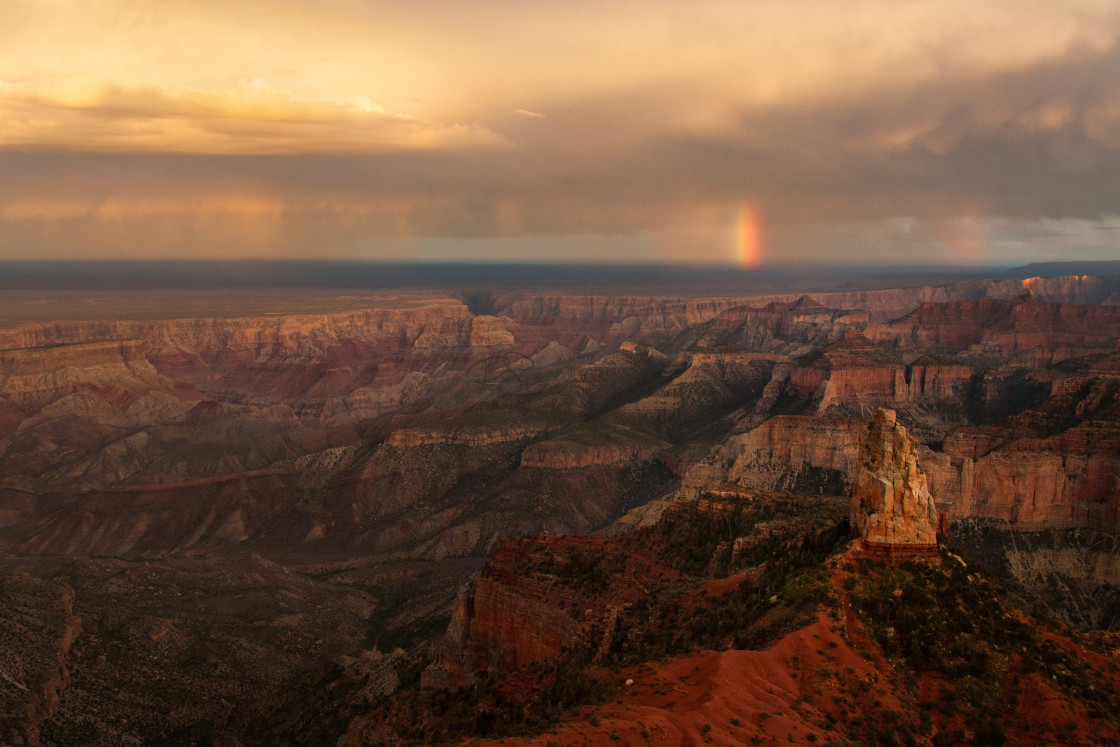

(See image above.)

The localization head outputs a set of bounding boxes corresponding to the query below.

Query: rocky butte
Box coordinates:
[850,408,941,560]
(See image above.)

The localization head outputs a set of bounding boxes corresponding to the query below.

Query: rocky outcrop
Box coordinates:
[346,492,857,744]
[790,331,904,411]
[900,356,973,401]
[525,344,670,418]
[664,296,866,356]
[421,537,601,688]
[918,376,1120,527]
[609,354,779,439]
[787,334,970,411]
[519,434,662,470]
[415,492,848,697]
[0,341,169,398]
[493,274,1120,333]
[686,371,1119,533]
[468,315,515,347]
[702,416,863,495]
[0,300,476,355]
[924,427,1120,528]
[850,409,939,552]
[496,295,750,342]
[384,420,545,448]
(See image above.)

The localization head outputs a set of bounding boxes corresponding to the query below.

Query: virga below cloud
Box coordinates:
[2,0,1120,263]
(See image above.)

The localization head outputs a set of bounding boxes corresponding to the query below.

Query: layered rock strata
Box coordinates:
[715,416,863,494]
[421,537,605,688]
[869,298,1120,364]
[663,296,866,356]
[493,273,1120,332]
[850,409,940,559]
[920,377,1120,527]
[789,331,904,411]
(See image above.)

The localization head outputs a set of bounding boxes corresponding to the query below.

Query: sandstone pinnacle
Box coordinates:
[850,408,938,546]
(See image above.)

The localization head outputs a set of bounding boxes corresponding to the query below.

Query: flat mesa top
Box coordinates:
[0,289,448,328]
[0,262,1019,329]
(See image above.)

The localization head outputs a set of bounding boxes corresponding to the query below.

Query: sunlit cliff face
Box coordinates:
[2,0,1120,262]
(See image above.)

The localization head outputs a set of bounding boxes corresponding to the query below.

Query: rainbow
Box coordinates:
[939,216,990,264]
[735,202,764,268]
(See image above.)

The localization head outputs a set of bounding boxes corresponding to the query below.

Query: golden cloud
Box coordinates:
[3,1,1120,262]
[5,1,1118,152]
[0,78,510,154]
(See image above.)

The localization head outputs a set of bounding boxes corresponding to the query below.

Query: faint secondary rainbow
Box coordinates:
[939,216,990,264]
[734,202,764,268]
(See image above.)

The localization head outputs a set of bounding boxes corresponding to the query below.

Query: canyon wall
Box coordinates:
[421,539,592,688]
[3,280,1119,564]
[869,298,1120,363]
[494,273,1119,332]
[705,416,863,494]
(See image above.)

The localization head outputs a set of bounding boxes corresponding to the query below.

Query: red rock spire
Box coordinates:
[851,408,940,555]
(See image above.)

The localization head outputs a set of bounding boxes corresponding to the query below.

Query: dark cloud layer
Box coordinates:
[2,1,1120,262]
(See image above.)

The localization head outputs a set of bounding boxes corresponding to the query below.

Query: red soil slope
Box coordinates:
[445,552,1120,747]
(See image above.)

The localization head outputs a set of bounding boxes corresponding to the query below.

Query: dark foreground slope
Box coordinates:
[344,492,1120,747]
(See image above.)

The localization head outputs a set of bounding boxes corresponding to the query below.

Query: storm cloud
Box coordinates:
[2,0,1119,263]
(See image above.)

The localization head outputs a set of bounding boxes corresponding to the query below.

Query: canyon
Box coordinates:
[0,265,1118,744]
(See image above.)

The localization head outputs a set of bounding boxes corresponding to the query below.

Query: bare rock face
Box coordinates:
[850,409,939,547]
[519,424,664,469]
[468,314,515,347]
[420,537,598,689]
[922,377,1120,527]
[868,298,1120,364]
[719,415,862,494]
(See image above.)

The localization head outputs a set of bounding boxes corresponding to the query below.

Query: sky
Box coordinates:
[2,0,1120,265]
